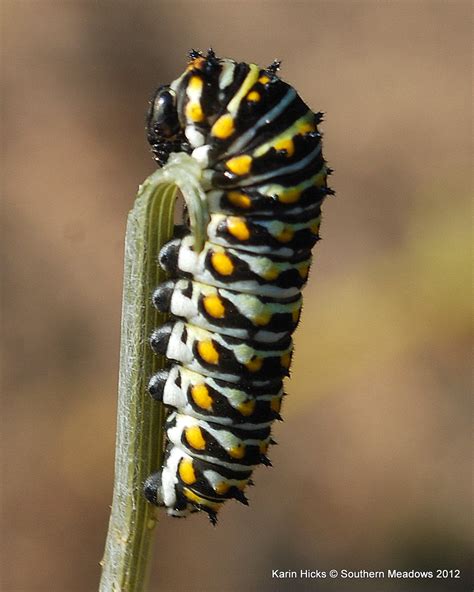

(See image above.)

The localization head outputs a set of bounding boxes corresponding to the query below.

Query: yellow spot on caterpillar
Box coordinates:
[228,191,251,209]
[292,307,301,323]
[228,444,246,459]
[187,57,205,70]
[203,294,225,319]
[258,75,270,85]
[179,458,197,484]
[185,426,206,450]
[183,487,220,510]
[274,138,295,157]
[226,65,260,114]
[215,481,230,495]
[254,311,272,326]
[185,102,204,122]
[278,188,301,204]
[189,75,203,91]
[237,399,256,416]
[198,340,219,365]
[313,169,326,187]
[271,396,282,414]
[280,352,292,369]
[298,120,315,134]
[247,90,261,102]
[259,441,269,454]
[298,263,310,279]
[211,252,234,276]
[276,227,295,243]
[226,154,252,175]
[262,267,279,281]
[246,357,263,372]
[190,383,213,410]
[212,113,235,139]
[227,217,250,241]
[310,219,321,234]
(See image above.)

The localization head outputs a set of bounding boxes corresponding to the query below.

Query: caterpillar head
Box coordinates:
[147,85,190,165]
[147,85,180,140]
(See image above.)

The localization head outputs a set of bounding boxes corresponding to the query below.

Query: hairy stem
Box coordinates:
[100,154,204,592]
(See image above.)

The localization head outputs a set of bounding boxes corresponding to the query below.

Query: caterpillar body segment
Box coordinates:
[153,278,302,343]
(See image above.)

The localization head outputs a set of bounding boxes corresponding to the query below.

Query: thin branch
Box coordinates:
[100,154,204,592]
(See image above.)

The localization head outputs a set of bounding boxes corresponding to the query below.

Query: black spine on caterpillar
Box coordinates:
[144,49,332,524]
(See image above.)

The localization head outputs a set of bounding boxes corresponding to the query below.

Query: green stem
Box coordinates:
[100,154,204,592]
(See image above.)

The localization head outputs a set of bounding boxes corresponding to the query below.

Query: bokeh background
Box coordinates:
[1,1,472,591]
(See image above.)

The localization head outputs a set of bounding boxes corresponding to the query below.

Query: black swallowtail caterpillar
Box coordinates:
[143,49,332,524]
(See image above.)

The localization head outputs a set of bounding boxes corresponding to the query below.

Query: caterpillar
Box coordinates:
[143,49,332,524]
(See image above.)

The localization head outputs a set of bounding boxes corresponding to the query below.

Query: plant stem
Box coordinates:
[100,154,204,592]
[99,177,176,592]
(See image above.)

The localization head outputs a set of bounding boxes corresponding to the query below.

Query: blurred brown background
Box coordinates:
[1,1,472,591]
